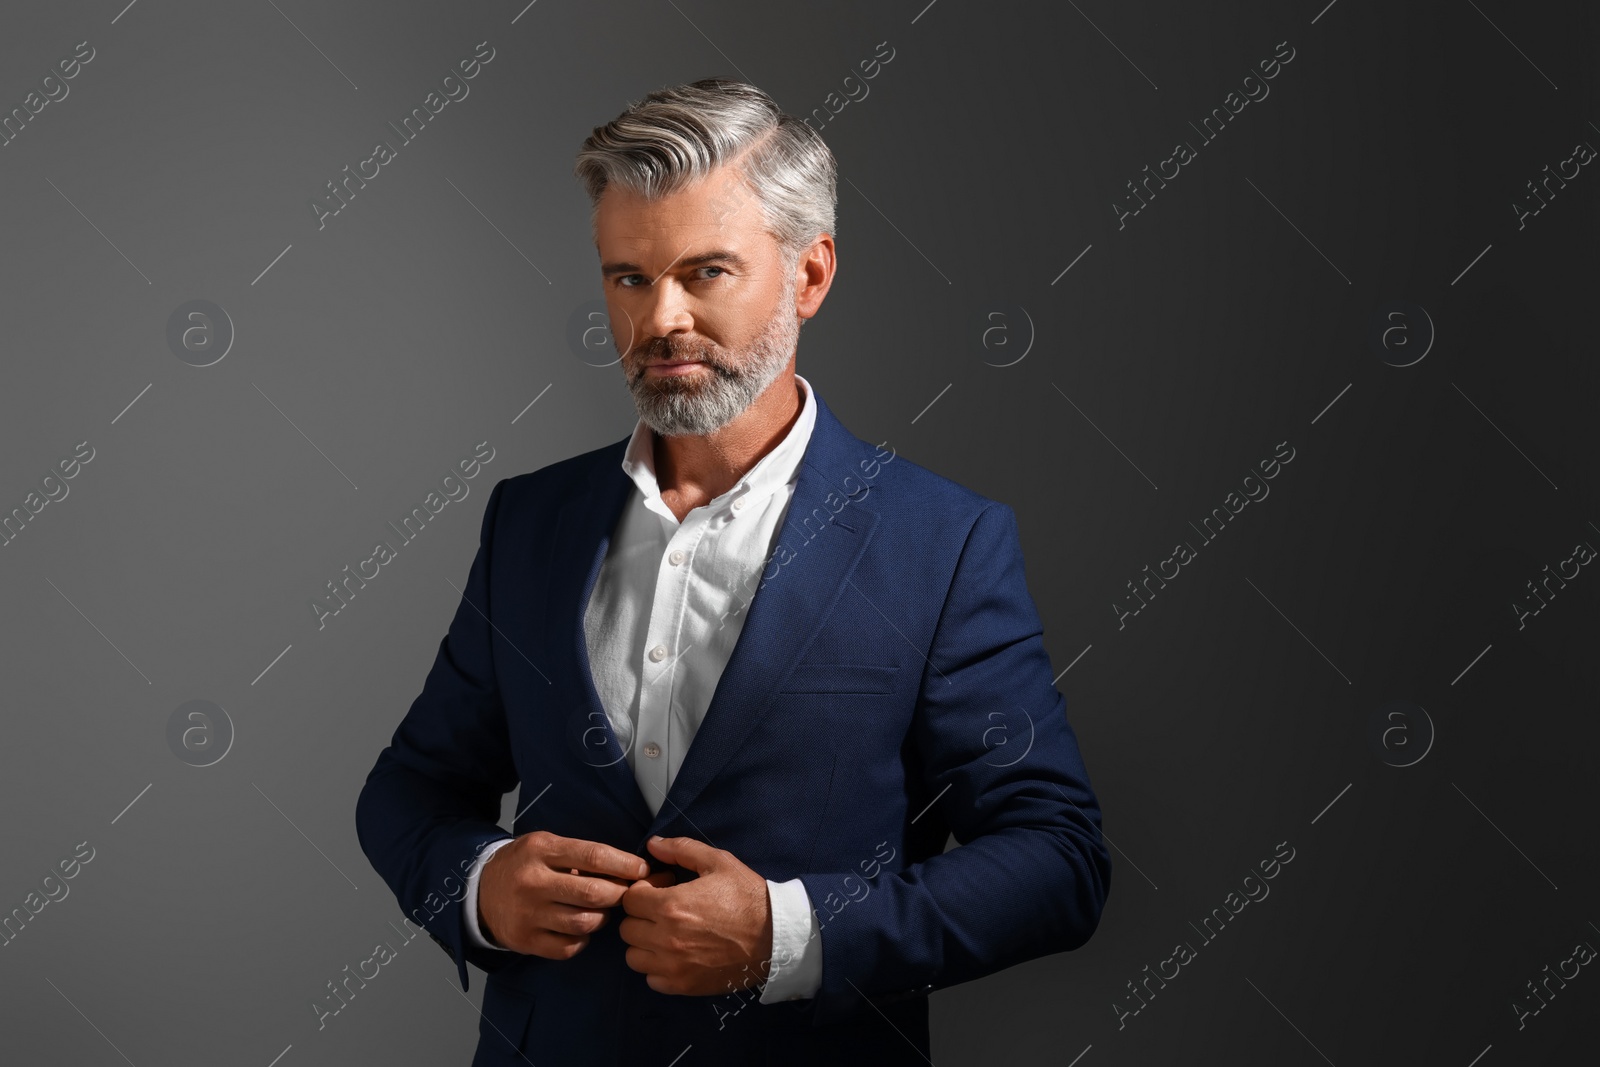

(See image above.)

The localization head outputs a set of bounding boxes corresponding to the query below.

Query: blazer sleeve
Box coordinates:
[796,501,1112,1026]
[354,476,522,992]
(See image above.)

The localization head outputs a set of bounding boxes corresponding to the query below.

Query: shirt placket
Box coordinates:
[635,508,711,810]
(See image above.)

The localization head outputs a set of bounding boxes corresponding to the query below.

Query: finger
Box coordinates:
[643,869,676,888]
[537,903,611,937]
[535,833,651,882]
[617,915,662,951]
[524,929,590,961]
[545,870,629,910]
[624,944,664,976]
[585,870,648,889]
[566,867,638,885]
[646,835,720,874]
[619,881,665,919]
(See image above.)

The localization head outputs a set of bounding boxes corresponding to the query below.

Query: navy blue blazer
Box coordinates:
[355,384,1111,1065]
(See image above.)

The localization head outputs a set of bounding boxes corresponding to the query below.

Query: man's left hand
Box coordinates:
[619,836,773,996]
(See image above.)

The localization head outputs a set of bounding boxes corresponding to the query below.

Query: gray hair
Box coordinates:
[574,78,837,265]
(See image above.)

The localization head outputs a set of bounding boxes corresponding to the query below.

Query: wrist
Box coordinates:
[466,837,515,952]
[477,907,501,948]
[757,878,775,979]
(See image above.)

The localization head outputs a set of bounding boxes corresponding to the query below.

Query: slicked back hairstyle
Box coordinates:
[574,78,837,266]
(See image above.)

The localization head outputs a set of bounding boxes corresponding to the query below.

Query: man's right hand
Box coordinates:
[477,830,673,959]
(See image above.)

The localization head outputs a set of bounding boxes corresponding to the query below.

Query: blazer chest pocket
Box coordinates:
[779,662,900,695]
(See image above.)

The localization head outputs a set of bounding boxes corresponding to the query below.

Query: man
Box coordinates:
[355,78,1110,1066]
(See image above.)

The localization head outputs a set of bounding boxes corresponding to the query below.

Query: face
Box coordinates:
[595,163,802,437]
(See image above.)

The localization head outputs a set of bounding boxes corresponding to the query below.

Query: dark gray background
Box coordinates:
[2,0,1595,1064]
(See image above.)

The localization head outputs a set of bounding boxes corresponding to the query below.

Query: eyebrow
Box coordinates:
[600,249,751,278]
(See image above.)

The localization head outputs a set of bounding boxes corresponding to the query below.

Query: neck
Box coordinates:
[652,369,803,518]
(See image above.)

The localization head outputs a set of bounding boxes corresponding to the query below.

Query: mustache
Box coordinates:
[625,337,733,380]
[636,336,713,361]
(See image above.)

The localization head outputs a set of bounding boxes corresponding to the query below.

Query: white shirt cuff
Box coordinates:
[462,837,516,951]
[759,877,823,1002]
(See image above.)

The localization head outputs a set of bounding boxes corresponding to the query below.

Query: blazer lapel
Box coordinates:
[643,394,880,841]
[546,448,657,832]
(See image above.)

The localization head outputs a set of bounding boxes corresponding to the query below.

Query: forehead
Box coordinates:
[594,164,772,256]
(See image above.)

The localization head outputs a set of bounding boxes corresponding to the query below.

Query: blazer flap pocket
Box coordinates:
[779,662,900,694]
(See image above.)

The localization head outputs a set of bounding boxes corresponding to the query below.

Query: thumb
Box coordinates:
[647,835,719,873]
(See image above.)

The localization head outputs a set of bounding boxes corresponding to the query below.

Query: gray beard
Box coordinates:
[621,276,800,438]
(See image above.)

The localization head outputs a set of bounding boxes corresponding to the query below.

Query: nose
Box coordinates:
[638,278,693,341]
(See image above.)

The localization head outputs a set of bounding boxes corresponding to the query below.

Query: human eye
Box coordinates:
[696,265,727,280]
[616,274,645,288]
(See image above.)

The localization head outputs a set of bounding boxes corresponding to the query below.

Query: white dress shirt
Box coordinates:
[462,373,824,1003]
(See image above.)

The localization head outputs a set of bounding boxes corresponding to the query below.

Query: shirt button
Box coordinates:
[732,497,746,511]
[668,549,686,566]
[642,742,661,758]
[648,645,667,662]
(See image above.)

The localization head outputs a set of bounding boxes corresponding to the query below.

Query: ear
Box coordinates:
[793,235,836,322]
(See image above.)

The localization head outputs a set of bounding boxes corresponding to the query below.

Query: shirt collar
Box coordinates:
[620,373,817,520]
